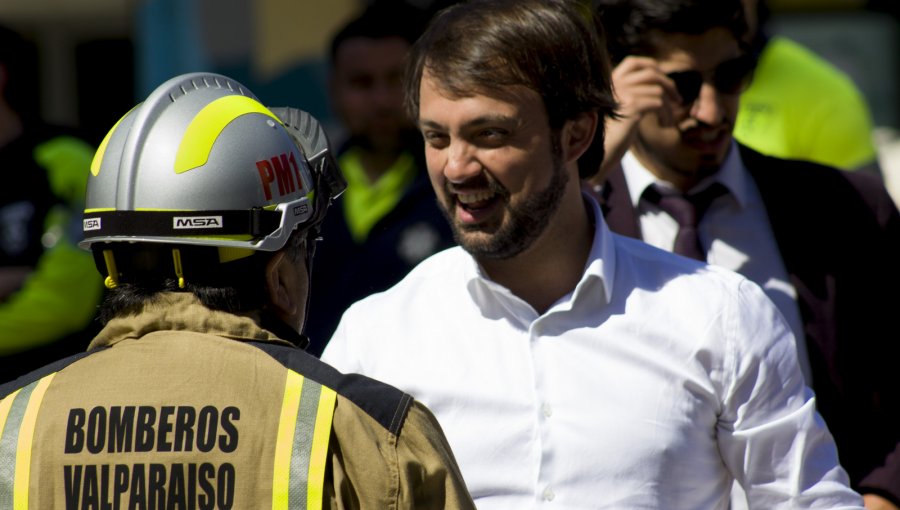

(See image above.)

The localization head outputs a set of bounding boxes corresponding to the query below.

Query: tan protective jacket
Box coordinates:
[0,293,474,509]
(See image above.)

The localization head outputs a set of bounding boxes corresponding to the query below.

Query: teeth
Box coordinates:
[699,131,719,142]
[457,191,495,204]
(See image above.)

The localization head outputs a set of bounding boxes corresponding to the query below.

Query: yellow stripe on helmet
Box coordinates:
[91,108,134,176]
[174,95,283,175]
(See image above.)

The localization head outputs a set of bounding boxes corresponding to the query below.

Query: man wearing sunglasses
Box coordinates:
[590,0,900,508]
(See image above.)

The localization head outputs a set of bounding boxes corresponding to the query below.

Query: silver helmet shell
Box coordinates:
[80,72,340,253]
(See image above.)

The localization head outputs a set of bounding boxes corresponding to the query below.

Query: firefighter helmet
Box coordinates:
[79,72,345,289]
[80,72,345,254]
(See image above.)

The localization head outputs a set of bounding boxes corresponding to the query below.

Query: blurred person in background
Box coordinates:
[590,0,900,506]
[304,1,455,356]
[0,25,103,376]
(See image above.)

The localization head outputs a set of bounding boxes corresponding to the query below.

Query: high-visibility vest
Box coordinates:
[0,370,336,509]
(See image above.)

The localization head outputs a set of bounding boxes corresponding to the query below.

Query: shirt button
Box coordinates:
[543,486,555,501]
[542,403,553,418]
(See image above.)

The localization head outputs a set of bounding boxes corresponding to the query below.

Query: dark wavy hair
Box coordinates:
[403,0,618,179]
[329,1,429,66]
[593,0,748,64]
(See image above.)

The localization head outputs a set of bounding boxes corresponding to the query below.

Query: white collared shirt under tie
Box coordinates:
[322,197,862,510]
[620,143,813,385]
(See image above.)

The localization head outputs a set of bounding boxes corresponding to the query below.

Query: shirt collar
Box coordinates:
[621,140,749,209]
[581,193,616,305]
[461,193,615,316]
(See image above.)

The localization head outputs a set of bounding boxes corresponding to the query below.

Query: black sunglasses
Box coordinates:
[666,54,758,106]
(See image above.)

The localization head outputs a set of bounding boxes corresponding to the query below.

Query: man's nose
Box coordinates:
[689,82,727,126]
[443,141,482,183]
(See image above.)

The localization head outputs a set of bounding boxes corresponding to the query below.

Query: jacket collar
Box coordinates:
[88,292,299,350]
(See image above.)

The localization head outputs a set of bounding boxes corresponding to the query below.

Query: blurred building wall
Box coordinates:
[135,0,362,136]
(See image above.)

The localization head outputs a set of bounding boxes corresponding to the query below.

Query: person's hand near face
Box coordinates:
[600,29,755,192]
[593,56,681,186]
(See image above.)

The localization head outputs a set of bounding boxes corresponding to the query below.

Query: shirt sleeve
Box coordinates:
[716,279,865,509]
[395,402,476,509]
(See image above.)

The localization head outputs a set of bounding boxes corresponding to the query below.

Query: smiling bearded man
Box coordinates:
[321,1,866,508]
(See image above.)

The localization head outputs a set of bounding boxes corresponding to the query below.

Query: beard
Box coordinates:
[438,147,569,261]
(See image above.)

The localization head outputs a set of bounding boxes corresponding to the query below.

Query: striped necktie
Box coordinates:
[642,183,728,261]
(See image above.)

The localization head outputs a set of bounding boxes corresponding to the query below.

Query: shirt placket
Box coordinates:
[529,316,558,506]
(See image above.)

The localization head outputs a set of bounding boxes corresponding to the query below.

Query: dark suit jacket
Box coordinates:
[593,144,900,502]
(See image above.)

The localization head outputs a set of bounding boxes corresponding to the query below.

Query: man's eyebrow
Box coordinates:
[418,119,445,130]
[418,114,518,130]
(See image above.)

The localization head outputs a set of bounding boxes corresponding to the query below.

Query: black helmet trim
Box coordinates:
[268,107,346,205]
[82,208,285,240]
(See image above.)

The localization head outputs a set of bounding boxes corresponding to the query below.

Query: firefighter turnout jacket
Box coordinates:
[0,292,474,509]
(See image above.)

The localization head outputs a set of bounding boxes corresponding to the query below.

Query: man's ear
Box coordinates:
[562,111,599,165]
[265,251,299,320]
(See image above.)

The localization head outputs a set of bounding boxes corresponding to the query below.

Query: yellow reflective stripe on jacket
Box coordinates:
[0,374,56,509]
[272,370,337,510]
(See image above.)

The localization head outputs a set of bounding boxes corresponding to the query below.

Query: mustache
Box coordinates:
[679,116,735,138]
[445,173,510,199]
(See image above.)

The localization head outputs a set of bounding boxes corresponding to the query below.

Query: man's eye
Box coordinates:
[423,132,449,147]
[477,129,508,144]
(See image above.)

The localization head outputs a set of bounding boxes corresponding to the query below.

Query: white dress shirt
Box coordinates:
[620,145,813,384]
[322,197,862,510]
